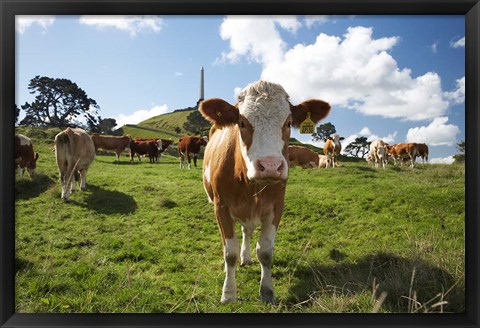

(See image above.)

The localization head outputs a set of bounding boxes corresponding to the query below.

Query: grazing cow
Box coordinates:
[15,134,39,179]
[369,139,388,169]
[54,128,96,201]
[318,154,330,168]
[323,138,335,168]
[199,80,330,303]
[366,153,375,167]
[177,136,208,169]
[91,133,131,161]
[387,143,418,168]
[288,145,329,169]
[416,143,429,164]
[129,139,162,163]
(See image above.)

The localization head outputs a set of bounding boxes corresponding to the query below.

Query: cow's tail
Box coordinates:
[56,128,79,189]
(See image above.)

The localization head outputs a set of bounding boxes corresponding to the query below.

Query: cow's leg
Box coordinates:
[193,155,198,169]
[19,167,25,179]
[180,154,185,168]
[187,153,192,169]
[240,225,254,266]
[215,204,238,303]
[79,169,87,191]
[71,171,80,193]
[257,221,277,304]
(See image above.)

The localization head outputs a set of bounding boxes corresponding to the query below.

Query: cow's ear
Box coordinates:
[199,98,239,127]
[290,99,331,128]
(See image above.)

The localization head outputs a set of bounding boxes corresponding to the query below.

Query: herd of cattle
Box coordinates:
[15,80,432,304]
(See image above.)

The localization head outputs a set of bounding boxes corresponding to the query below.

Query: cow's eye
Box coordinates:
[240,121,245,128]
[288,122,292,128]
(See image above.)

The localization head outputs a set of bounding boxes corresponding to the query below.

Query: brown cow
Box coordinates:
[91,133,131,161]
[54,128,96,201]
[199,80,330,303]
[416,143,429,164]
[129,139,162,163]
[134,138,173,162]
[288,145,329,169]
[177,136,208,169]
[15,134,39,179]
[387,143,418,168]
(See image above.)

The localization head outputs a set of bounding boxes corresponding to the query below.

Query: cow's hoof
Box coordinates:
[240,259,253,266]
[221,294,237,304]
[260,286,276,304]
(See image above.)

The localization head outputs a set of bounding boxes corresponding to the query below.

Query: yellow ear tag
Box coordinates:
[216,111,222,117]
[300,112,315,134]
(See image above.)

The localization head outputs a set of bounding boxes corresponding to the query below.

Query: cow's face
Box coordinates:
[200,80,331,183]
[27,152,39,178]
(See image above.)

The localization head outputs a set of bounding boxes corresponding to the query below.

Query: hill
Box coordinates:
[119,108,196,142]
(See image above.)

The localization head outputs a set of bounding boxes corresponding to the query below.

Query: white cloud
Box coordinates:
[219,19,453,121]
[218,16,302,64]
[233,87,243,101]
[358,127,372,136]
[304,16,329,28]
[444,76,465,105]
[175,72,183,77]
[431,41,438,54]
[451,37,465,48]
[79,16,164,37]
[406,117,460,146]
[429,156,454,164]
[114,104,169,128]
[16,16,55,34]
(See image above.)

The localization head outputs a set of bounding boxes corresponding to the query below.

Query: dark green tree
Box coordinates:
[312,122,336,142]
[15,104,20,124]
[183,109,211,136]
[97,118,118,135]
[19,76,100,130]
[453,140,465,163]
[344,136,370,158]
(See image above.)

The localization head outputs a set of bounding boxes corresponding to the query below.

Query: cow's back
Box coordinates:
[55,128,95,170]
[288,145,319,168]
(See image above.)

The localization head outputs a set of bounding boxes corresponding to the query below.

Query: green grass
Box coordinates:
[14,130,465,313]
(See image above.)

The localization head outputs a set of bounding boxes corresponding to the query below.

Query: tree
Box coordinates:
[97,118,118,135]
[453,140,465,163]
[15,104,20,124]
[183,109,211,136]
[19,76,100,130]
[344,137,370,158]
[312,122,336,142]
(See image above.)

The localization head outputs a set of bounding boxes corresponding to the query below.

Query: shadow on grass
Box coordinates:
[286,252,463,313]
[71,184,138,215]
[15,173,56,200]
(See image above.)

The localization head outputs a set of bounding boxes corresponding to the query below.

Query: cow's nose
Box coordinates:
[255,157,285,178]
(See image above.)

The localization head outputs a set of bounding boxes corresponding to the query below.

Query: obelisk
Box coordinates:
[199,66,204,102]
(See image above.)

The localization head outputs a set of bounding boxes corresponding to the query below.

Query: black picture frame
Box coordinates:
[1,0,479,327]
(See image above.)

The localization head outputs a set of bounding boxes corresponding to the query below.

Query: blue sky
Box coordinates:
[16,15,465,163]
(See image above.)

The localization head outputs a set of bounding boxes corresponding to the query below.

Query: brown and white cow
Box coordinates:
[199,80,330,303]
[15,134,39,179]
[177,136,208,169]
[323,138,335,168]
[288,145,329,169]
[369,139,387,169]
[129,139,162,163]
[387,143,418,168]
[54,128,96,201]
[416,143,429,164]
[91,133,131,162]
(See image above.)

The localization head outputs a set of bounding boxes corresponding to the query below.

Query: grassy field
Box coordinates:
[14,128,465,313]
